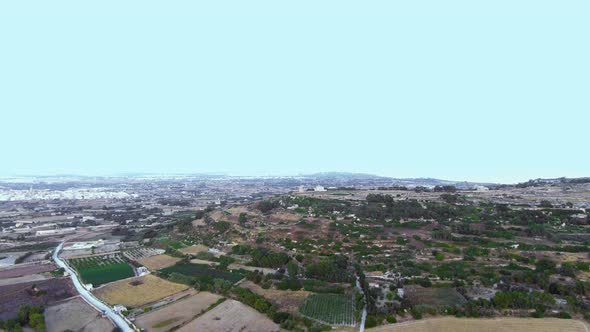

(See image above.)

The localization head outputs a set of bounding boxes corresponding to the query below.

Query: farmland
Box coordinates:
[179,244,209,255]
[299,293,356,326]
[139,254,181,270]
[94,274,188,308]
[160,262,244,284]
[0,278,77,320]
[241,280,310,313]
[135,291,222,332]
[67,253,134,286]
[45,296,114,332]
[176,299,280,332]
[0,262,56,279]
[366,317,590,332]
[404,285,466,308]
[123,247,165,261]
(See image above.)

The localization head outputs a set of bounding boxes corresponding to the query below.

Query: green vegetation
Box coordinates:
[0,305,45,332]
[299,293,355,326]
[67,254,134,286]
[160,262,244,284]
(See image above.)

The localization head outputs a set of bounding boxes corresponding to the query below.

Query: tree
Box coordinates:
[238,213,248,224]
[28,313,45,331]
[287,261,299,279]
[535,258,556,273]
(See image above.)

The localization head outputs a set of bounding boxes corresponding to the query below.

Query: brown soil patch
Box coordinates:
[240,280,310,313]
[139,254,181,270]
[177,299,280,332]
[367,317,589,332]
[94,275,187,308]
[135,292,222,332]
[179,245,209,255]
[0,262,56,279]
[45,296,114,332]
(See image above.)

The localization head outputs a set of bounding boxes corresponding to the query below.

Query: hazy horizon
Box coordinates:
[1,1,588,185]
[0,170,587,185]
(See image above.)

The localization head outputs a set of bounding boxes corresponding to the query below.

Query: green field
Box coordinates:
[159,239,186,249]
[160,262,244,284]
[299,293,356,326]
[67,254,134,286]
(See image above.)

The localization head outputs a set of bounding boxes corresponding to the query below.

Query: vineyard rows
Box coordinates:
[123,248,165,261]
[299,293,356,326]
[67,253,127,269]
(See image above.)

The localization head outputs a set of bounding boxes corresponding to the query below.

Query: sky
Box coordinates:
[1,1,588,184]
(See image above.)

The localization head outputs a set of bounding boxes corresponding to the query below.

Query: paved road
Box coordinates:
[356,275,367,332]
[53,242,135,332]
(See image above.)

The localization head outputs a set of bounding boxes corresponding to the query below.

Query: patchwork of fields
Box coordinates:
[67,254,134,286]
[299,293,356,326]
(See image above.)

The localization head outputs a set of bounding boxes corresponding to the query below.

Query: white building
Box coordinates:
[314,185,327,192]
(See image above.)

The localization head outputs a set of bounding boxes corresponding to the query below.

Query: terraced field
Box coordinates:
[67,253,134,286]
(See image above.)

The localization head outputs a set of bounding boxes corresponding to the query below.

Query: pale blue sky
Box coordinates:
[1,1,588,183]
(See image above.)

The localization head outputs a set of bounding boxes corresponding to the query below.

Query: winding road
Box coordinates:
[52,242,135,332]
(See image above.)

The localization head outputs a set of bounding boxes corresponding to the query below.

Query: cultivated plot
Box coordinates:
[135,291,222,332]
[94,274,188,308]
[67,253,134,286]
[45,296,114,332]
[299,293,356,326]
[366,317,590,332]
[177,299,280,332]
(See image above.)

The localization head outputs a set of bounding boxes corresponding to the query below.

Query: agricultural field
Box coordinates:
[45,296,114,332]
[0,273,47,286]
[160,262,244,284]
[299,293,356,326]
[135,291,222,332]
[67,253,134,286]
[366,317,590,332]
[0,278,77,320]
[139,254,181,270]
[123,247,165,261]
[241,280,310,313]
[179,244,209,255]
[404,285,466,308]
[0,262,55,279]
[94,274,188,308]
[177,299,280,332]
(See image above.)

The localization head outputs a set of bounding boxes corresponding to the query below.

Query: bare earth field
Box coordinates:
[177,299,280,332]
[94,274,188,308]
[0,278,76,320]
[229,263,276,275]
[367,317,590,332]
[45,296,114,332]
[0,273,47,286]
[0,262,55,278]
[135,291,222,332]
[179,244,209,255]
[240,280,310,313]
[139,254,181,270]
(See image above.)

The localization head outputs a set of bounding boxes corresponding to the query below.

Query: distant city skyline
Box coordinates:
[1,1,588,185]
